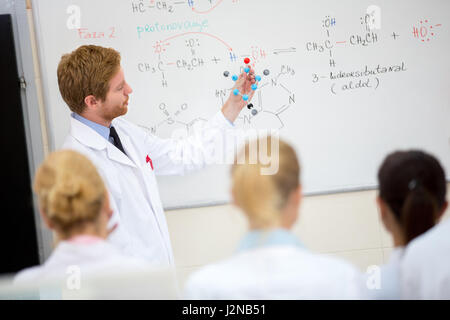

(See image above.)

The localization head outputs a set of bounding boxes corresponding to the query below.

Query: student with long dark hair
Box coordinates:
[394,154,449,299]
[365,150,447,299]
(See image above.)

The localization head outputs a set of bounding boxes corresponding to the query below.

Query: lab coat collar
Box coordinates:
[115,126,143,169]
[69,116,137,168]
[236,228,304,253]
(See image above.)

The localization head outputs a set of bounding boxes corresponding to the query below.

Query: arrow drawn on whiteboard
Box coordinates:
[161,32,233,51]
[191,0,224,14]
[273,47,296,54]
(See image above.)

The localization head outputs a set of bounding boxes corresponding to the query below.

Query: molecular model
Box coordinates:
[223,58,270,116]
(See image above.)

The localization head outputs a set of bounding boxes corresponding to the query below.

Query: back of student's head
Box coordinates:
[231,137,300,229]
[33,150,106,238]
[378,150,447,244]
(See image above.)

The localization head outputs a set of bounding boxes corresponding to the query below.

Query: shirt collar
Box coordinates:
[236,228,304,253]
[72,112,111,141]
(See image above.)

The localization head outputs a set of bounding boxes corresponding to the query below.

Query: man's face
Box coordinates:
[99,67,133,121]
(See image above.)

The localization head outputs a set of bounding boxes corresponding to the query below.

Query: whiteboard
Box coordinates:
[32,0,450,209]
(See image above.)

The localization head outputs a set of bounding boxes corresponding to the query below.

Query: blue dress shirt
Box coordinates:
[72,113,115,145]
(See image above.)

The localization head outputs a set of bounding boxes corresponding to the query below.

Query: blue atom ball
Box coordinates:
[251,84,258,90]
[233,89,239,96]
[242,94,249,101]
[255,75,261,81]
[232,75,238,81]
[244,67,250,73]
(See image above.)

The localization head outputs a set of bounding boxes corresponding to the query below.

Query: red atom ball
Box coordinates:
[244,57,250,64]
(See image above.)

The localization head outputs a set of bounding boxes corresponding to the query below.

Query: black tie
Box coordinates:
[109,126,126,155]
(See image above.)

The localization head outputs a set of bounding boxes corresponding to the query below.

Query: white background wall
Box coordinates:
[166,184,450,290]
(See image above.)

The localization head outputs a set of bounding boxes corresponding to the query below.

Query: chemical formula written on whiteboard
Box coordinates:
[130,0,241,15]
[306,13,443,95]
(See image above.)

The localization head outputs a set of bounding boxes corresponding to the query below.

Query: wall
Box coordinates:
[0,0,52,265]
[166,183,450,290]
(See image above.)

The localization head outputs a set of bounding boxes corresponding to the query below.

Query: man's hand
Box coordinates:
[221,68,256,123]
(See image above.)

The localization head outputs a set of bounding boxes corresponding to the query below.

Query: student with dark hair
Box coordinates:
[397,157,450,299]
[364,150,448,299]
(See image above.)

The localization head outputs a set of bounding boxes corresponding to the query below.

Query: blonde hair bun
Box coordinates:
[34,150,106,232]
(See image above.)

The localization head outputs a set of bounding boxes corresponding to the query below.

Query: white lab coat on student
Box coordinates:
[14,238,150,285]
[13,237,175,299]
[184,243,363,299]
[400,218,450,299]
[362,247,404,299]
[62,111,233,266]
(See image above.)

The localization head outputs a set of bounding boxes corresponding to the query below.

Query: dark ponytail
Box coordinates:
[401,181,438,244]
[378,151,446,245]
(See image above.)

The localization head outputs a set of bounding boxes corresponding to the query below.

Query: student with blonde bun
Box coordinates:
[184,137,362,299]
[364,150,447,299]
[14,150,150,286]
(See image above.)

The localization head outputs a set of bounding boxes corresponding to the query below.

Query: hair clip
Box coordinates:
[408,179,418,190]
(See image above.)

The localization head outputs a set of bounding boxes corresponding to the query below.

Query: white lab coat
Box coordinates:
[184,245,363,299]
[62,111,233,265]
[13,239,175,299]
[14,239,150,284]
[362,247,404,300]
[400,218,450,299]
